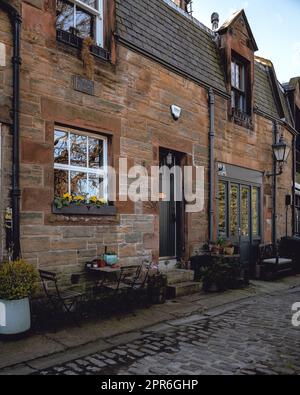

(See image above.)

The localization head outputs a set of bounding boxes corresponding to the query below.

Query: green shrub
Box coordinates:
[0,260,38,300]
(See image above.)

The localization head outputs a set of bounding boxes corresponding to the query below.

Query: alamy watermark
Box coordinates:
[292,303,300,327]
[103,159,205,213]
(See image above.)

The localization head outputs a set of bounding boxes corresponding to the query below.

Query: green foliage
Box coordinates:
[217,237,227,247]
[201,261,230,292]
[0,260,38,300]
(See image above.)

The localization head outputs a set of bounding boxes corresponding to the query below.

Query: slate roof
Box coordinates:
[115,0,293,127]
[115,0,227,95]
[254,58,293,125]
[254,61,279,119]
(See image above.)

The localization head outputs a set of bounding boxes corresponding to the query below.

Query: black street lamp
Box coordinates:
[271,134,291,175]
[266,130,291,258]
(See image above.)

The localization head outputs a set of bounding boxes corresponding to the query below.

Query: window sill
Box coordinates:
[56,29,110,62]
[52,203,117,216]
[230,109,253,129]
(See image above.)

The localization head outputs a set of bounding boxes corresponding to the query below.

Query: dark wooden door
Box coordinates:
[159,150,179,259]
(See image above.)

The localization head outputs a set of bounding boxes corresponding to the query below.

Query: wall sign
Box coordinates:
[73,75,94,96]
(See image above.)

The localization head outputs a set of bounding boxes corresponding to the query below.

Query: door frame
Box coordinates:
[159,148,185,260]
[217,176,263,263]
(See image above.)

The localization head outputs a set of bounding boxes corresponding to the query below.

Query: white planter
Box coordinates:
[0,297,31,335]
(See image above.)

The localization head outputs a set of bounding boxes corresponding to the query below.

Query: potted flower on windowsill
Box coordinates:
[53,194,116,216]
[0,260,38,336]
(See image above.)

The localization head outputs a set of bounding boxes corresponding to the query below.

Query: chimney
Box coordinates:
[211,12,219,31]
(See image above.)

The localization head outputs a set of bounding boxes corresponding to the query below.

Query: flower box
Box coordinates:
[52,203,116,216]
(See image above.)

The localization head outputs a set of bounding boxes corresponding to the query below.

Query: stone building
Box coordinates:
[0,0,298,279]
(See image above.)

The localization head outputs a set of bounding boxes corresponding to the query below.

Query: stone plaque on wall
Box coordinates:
[73,75,94,96]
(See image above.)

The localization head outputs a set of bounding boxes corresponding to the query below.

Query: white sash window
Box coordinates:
[54,127,108,200]
[56,0,104,47]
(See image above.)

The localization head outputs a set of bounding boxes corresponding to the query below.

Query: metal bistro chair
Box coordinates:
[39,270,85,327]
[124,260,151,290]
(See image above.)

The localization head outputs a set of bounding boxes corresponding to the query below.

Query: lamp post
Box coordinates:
[266,128,291,257]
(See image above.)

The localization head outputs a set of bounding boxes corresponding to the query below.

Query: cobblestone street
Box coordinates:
[34,286,300,375]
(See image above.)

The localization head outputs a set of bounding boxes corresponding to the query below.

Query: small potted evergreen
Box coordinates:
[0,260,37,336]
[201,262,229,293]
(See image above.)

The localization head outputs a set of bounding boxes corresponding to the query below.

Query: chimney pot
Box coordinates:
[211,12,219,31]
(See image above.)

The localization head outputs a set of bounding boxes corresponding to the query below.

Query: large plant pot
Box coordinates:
[0,298,31,335]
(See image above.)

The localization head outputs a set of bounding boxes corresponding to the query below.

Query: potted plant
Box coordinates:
[224,241,235,256]
[217,237,227,254]
[147,272,167,304]
[201,261,228,293]
[103,251,118,266]
[0,260,37,336]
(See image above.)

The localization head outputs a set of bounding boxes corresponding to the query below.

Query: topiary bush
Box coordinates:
[0,260,38,300]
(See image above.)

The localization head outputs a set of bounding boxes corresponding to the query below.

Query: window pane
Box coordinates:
[88,174,104,198]
[54,130,69,165]
[76,7,94,38]
[56,0,74,32]
[239,64,245,91]
[252,187,260,236]
[231,62,235,87]
[71,171,87,196]
[89,138,104,169]
[54,169,69,197]
[70,133,87,167]
[235,64,240,88]
[230,185,239,238]
[218,181,227,237]
[241,187,249,237]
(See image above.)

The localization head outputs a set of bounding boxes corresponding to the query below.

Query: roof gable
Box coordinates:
[219,9,258,52]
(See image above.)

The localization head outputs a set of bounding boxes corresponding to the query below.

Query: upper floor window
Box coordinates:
[231,57,248,114]
[56,0,104,47]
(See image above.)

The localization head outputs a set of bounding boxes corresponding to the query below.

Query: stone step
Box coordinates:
[166,269,194,285]
[167,281,202,299]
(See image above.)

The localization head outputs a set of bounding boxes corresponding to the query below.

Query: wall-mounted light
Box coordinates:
[266,134,291,177]
[166,151,173,166]
[273,134,291,165]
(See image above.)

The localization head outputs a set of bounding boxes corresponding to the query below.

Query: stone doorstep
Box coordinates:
[167,281,202,299]
[166,269,195,285]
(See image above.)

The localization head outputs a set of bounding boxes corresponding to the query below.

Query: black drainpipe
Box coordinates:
[272,121,278,248]
[208,88,215,242]
[0,3,22,259]
[292,135,296,235]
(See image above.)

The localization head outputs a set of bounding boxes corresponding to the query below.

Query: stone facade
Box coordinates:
[0,1,295,282]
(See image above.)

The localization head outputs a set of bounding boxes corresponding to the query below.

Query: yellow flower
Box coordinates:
[63,193,72,201]
[74,195,85,201]
[89,196,98,203]
[99,198,107,205]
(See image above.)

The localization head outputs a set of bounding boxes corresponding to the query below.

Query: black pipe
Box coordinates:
[208,88,215,242]
[292,135,296,235]
[272,122,278,248]
[0,2,22,259]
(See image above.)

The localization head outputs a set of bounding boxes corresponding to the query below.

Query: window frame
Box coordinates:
[57,0,104,47]
[54,126,108,201]
[231,54,250,116]
[217,179,261,241]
